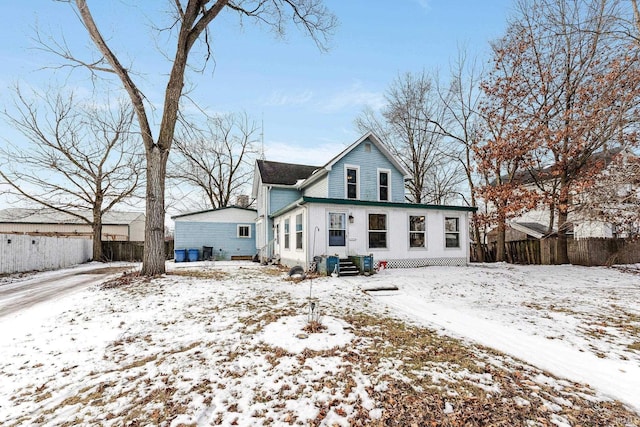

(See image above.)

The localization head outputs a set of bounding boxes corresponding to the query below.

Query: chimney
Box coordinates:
[236,194,250,208]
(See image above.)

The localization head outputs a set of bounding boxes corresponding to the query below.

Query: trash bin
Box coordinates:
[174,249,187,263]
[326,256,340,276]
[202,246,213,260]
[187,248,199,262]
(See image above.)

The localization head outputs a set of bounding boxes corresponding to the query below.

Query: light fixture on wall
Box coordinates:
[348,214,354,223]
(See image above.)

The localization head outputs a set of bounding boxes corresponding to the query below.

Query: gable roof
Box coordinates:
[0,208,144,225]
[171,205,257,220]
[256,160,320,186]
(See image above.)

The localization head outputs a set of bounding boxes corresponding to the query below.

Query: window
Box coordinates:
[328,213,346,246]
[379,170,390,201]
[368,213,387,248]
[445,217,460,248]
[346,166,358,199]
[296,213,303,249]
[284,219,290,249]
[409,215,426,248]
[237,225,250,238]
[275,223,279,245]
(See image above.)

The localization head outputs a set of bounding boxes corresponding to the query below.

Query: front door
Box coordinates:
[328,212,348,258]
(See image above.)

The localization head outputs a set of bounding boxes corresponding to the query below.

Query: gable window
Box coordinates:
[346,166,359,199]
[445,217,460,248]
[378,169,390,201]
[368,213,387,248]
[284,218,290,249]
[409,215,426,248]
[328,213,346,246]
[296,213,303,249]
[237,224,251,238]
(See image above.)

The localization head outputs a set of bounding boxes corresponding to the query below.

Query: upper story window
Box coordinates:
[445,217,460,248]
[378,169,390,201]
[237,225,251,238]
[346,166,359,199]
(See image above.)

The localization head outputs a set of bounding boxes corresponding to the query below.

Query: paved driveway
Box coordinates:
[0,264,134,318]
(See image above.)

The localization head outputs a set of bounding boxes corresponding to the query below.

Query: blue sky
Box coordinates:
[0,1,512,168]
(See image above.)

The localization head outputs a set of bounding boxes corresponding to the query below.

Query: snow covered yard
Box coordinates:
[0,261,639,426]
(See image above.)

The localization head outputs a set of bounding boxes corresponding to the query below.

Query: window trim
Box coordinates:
[409,214,427,249]
[237,224,251,239]
[377,168,391,202]
[295,213,303,250]
[444,216,461,249]
[367,212,388,250]
[284,218,290,250]
[345,164,360,200]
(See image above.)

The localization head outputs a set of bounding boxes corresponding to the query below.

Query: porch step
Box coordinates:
[339,258,360,276]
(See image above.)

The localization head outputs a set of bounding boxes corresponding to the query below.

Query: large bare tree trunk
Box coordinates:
[556,206,570,264]
[92,197,103,260]
[496,211,506,262]
[142,146,169,275]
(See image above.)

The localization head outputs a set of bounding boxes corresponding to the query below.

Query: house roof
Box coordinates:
[256,159,320,186]
[171,205,257,220]
[510,221,550,239]
[270,196,477,218]
[0,208,144,225]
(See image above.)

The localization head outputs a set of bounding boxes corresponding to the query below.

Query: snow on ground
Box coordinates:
[353,263,640,413]
[0,261,639,426]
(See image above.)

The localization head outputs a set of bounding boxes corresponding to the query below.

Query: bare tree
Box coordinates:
[171,112,259,209]
[45,0,336,275]
[0,86,142,260]
[356,71,464,204]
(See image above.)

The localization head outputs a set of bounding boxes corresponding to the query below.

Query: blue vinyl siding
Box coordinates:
[328,138,405,202]
[269,187,302,214]
[174,222,255,260]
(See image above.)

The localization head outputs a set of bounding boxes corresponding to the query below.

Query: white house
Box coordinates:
[252,133,476,273]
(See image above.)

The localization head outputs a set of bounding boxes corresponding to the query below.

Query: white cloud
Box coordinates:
[264,139,348,166]
[319,82,385,113]
[262,90,314,107]
[411,0,432,13]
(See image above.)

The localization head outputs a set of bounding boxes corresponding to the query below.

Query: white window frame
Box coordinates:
[377,168,391,202]
[328,212,346,247]
[295,213,303,250]
[444,216,461,249]
[284,218,290,250]
[409,214,427,249]
[237,224,251,238]
[367,212,388,249]
[345,164,360,200]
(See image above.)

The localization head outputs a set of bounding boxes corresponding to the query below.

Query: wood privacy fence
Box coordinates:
[472,237,640,266]
[101,240,175,262]
[1,234,93,274]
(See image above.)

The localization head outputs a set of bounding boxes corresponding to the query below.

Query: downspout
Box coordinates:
[266,186,272,260]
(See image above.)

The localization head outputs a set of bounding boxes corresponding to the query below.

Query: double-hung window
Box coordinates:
[284,219,290,249]
[445,217,460,248]
[346,166,359,199]
[378,170,390,201]
[409,215,426,248]
[368,213,387,248]
[295,213,303,249]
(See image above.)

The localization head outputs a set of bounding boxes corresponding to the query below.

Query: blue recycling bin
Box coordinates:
[187,248,200,262]
[174,249,187,263]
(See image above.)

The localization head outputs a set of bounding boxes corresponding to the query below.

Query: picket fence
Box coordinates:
[0,234,93,274]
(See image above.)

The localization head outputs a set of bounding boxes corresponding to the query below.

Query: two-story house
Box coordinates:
[252,133,475,270]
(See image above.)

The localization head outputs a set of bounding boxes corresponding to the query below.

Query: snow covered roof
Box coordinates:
[0,208,145,225]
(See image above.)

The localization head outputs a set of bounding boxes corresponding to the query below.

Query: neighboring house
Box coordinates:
[172,206,257,260]
[0,208,145,241]
[491,148,638,242]
[252,132,476,270]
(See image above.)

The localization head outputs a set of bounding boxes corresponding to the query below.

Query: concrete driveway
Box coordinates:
[0,264,135,319]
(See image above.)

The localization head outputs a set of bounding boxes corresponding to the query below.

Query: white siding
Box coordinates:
[0,234,93,274]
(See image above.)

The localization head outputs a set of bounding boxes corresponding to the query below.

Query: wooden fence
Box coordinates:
[472,237,640,266]
[102,241,175,262]
[1,234,93,274]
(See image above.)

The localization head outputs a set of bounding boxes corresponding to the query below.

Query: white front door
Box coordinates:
[328,212,348,258]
